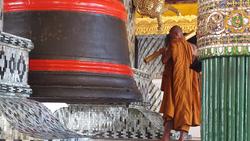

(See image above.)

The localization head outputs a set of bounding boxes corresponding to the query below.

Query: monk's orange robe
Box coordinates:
[159,38,201,132]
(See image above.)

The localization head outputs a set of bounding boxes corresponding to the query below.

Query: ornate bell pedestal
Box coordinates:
[198,1,250,140]
[4,0,141,103]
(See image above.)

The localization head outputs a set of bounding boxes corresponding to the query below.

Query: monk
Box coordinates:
[158,26,201,141]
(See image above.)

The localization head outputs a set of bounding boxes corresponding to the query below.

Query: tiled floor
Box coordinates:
[78,138,201,141]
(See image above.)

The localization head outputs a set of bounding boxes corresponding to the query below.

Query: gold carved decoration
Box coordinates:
[135,15,197,35]
[133,0,181,30]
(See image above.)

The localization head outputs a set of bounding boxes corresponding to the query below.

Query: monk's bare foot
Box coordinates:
[161,121,172,141]
[178,131,187,141]
[161,132,170,141]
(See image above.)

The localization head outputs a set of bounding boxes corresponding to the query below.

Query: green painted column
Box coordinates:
[197,1,250,141]
[201,57,250,141]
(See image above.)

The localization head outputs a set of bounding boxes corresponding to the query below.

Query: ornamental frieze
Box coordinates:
[135,15,197,35]
[198,0,250,58]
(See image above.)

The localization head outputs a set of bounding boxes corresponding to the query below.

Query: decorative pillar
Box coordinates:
[197,1,250,141]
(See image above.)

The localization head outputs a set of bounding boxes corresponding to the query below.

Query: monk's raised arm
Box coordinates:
[162,48,171,64]
[144,47,166,63]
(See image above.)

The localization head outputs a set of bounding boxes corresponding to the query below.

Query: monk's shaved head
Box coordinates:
[169,25,184,39]
[170,25,183,34]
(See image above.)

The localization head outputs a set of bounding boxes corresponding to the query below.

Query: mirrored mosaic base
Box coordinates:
[0,102,194,140]
[54,104,164,140]
[53,104,194,140]
[0,97,80,140]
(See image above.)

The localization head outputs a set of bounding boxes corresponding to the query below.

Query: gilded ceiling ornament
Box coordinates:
[135,15,197,35]
[133,0,181,30]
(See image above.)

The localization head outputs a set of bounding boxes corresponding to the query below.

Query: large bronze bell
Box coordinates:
[4,0,141,103]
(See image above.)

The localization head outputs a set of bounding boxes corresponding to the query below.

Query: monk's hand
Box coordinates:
[191,44,198,57]
[193,49,198,57]
[162,56,168,64]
